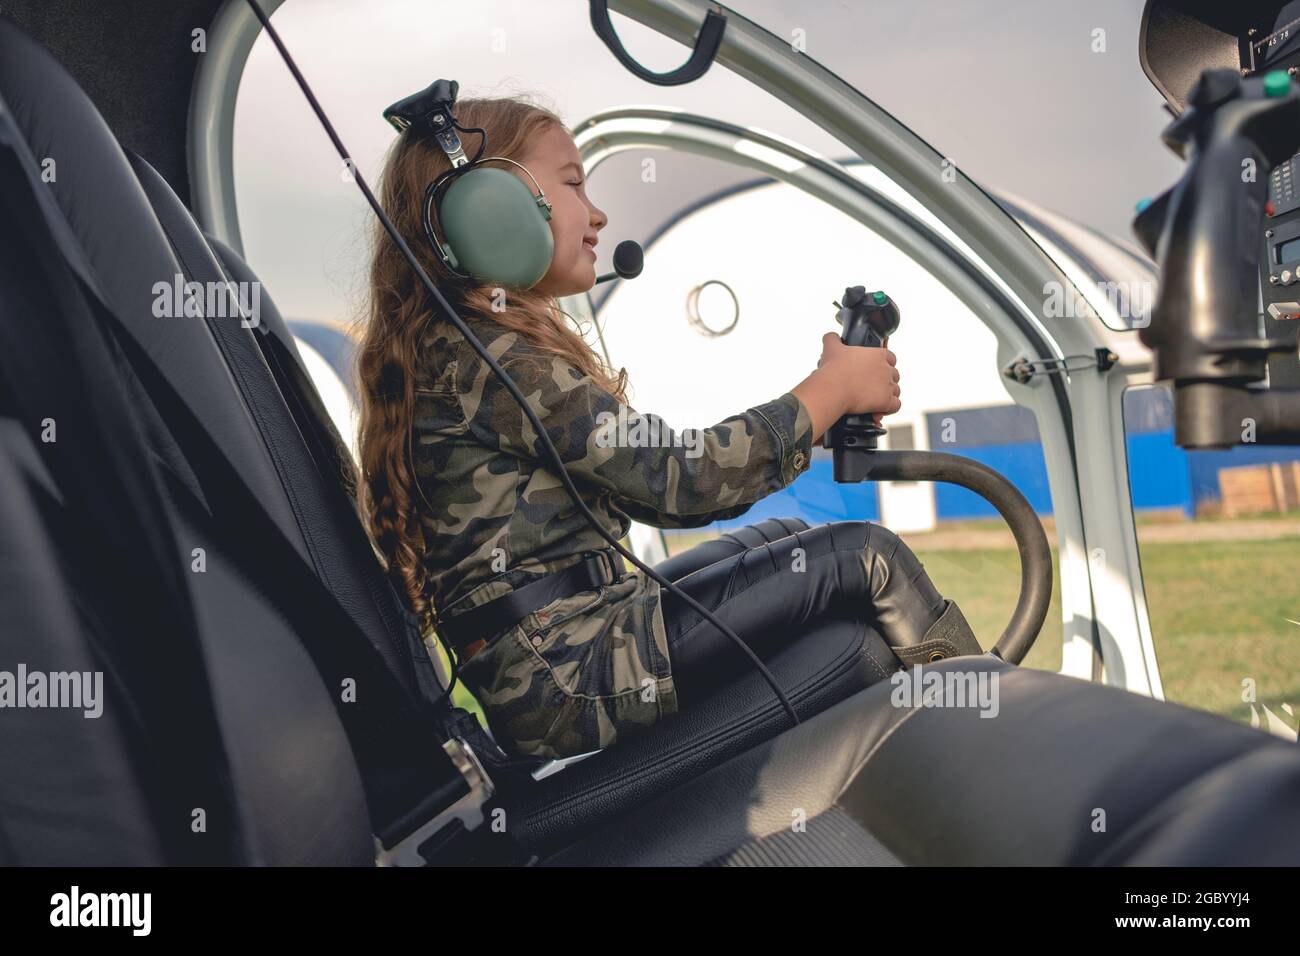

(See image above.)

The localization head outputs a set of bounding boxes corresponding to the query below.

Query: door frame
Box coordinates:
[573,0,1163,693]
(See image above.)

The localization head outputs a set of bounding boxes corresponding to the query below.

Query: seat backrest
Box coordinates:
[125,147,432,702]
[0,13,459,863]
[119,149,472,842]
[0,393,166,864]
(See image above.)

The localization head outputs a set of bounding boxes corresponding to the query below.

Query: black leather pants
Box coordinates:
[653,518,981,705]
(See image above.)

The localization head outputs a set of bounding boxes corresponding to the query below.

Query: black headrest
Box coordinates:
[0,15,308,511]
[0,14,182,318]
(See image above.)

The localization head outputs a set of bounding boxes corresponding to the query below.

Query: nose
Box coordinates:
[590,202,608,231]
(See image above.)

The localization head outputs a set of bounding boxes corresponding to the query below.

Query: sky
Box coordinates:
[233,0,1182,325]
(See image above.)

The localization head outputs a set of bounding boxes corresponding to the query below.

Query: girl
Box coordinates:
[356,94,975,762]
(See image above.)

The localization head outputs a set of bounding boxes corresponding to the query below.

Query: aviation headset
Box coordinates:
[244,0,800,729]
[382,78,556,290]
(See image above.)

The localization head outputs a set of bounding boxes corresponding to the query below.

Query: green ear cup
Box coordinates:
[439,166,555,289]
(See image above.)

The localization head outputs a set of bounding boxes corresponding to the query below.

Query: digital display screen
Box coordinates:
[1278,237,1300,266]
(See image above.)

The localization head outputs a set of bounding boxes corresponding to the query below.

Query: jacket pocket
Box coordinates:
[456,624,569,760]
[518,586,606,682]
[462,581,677,760]
[524,579,673,702]
[528,583,679,758]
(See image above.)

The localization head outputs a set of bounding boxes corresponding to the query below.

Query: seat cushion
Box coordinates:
[492,616,901,856]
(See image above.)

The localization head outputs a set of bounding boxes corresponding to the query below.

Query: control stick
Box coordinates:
[825,285,900,479]
[822,284,1052,663]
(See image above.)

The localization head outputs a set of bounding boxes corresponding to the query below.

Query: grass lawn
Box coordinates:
[1126,536,1300,726]
[905,536,1300,729]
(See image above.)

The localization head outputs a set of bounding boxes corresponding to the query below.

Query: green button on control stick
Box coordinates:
[872,290,887,305]
[1264,70,1292,98]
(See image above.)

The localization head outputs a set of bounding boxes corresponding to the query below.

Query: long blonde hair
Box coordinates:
[352,94,627,632]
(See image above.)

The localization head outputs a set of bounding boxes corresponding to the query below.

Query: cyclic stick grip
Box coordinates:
[825,285,900,478]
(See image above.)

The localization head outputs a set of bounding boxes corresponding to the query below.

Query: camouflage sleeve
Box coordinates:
[452,330,814,526]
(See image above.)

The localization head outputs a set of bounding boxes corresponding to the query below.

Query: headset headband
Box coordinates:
[383,78,474,167]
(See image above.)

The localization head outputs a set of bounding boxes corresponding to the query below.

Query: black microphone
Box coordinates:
[594,240,643,284]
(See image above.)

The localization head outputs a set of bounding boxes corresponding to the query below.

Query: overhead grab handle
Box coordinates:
[588,0,727,86]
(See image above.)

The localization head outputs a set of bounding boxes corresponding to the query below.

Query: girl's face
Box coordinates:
[516,124,607,297]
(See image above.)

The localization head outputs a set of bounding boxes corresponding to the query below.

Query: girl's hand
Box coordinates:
[794,333,901,444]
[816,332,900,418]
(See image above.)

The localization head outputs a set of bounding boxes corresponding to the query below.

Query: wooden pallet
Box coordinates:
[1218,461,1300,517]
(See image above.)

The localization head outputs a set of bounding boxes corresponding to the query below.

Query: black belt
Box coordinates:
[438,551,621,656]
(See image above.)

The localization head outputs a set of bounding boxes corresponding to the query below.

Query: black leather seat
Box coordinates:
[542,657,1300,865]
[0,15,377,864]
[491,617,897,855]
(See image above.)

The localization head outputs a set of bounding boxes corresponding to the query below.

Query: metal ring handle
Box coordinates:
[686,279,739,337]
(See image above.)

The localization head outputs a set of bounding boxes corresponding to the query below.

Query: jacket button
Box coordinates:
[531,635,543,647]
[792,450,807,471]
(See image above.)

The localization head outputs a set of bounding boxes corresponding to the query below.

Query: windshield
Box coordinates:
[732,0,1183,242]
[234,0,1142,325]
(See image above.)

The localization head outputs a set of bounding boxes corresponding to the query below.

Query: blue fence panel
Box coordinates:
[1125,429,1193,516]
[706,453,880,531]
[932,441,1054,519]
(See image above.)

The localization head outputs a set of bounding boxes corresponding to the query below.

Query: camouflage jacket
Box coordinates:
[411,314,813,760]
